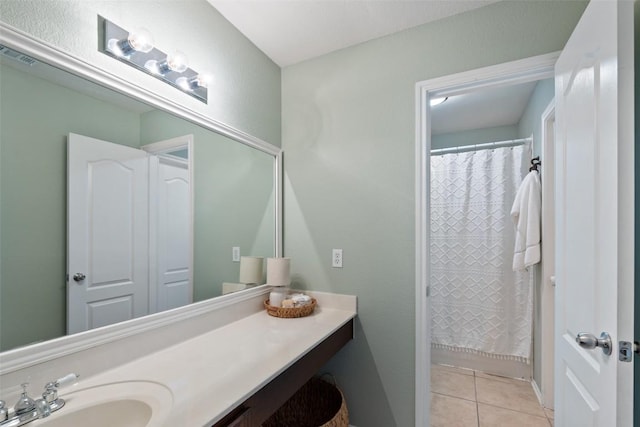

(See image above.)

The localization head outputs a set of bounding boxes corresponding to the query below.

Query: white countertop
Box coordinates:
[52,294,356,426]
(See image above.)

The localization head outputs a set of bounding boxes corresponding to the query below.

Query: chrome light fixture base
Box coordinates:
[99,16,208,103]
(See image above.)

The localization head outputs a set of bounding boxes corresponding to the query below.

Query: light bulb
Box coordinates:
[107,28,154,57]
[145,51,189,75]
[195,74,212,89]
[166,51,188,73]
[176,74,212,91]
[144,59,163,75]
[175,76,192,91]
[127,28,154,53]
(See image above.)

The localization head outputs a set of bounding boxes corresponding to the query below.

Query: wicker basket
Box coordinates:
[264,298,317,318]
[262,377,348,427]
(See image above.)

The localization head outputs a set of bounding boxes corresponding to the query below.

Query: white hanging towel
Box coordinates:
[511,170,541,271]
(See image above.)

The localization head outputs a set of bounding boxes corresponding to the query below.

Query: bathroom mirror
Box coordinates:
[0,33,281,352]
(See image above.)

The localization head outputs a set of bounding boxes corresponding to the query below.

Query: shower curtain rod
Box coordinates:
[430,137,532,156]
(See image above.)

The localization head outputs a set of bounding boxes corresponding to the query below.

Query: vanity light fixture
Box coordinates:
[99,16,208,103]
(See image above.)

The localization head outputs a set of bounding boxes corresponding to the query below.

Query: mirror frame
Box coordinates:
[0,22,282,374]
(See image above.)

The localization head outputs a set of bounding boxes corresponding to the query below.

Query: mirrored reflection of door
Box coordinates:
[67,133,150,334]
[143,136,194,314]
[154,152,192,312]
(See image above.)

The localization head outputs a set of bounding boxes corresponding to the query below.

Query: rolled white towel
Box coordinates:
[282,299,295,308]
[290,293,312,307]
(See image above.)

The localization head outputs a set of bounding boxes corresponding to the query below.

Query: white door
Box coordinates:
[155,158,191,311]
[554,1,634,425]
[67,133,150,333]
[142,136,194,313]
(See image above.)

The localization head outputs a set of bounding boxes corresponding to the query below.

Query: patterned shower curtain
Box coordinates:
[430,143,534,363]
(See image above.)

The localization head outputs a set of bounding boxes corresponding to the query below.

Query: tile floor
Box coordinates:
[430,364,554,427]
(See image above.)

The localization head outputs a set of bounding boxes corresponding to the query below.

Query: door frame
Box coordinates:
[414,52,558,426]
[539,99,556,409]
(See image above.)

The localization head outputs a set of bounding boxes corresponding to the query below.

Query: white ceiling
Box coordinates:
[431,81,540,135]
[207,0,544,135]
[207,0,500,67]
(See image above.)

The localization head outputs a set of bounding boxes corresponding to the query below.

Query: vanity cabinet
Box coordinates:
[212,319,354,427]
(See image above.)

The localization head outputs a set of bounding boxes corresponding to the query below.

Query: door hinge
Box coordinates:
[426,286,430,298]
[618,341,639,362]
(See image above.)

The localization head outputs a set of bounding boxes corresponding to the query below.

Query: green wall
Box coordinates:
[518,79,555,155]
[0,0,281,145]
[431,124,519,150]
[282,2,587,425]
[140,111,275,300]
[0,63,141,350]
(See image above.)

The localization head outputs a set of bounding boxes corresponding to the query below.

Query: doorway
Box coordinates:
[414,52,558,426]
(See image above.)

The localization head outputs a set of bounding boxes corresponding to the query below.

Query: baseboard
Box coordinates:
[531,379,543,406]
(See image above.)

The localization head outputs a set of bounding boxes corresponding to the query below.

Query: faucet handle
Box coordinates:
[14,383,36,415]
[41,373,79,412]
[42,382,58,405]
[54,373,79,389]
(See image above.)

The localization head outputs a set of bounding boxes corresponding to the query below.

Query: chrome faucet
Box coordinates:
[0,374,78,427]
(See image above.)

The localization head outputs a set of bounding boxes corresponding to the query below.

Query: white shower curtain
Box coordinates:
[430,143,533,363]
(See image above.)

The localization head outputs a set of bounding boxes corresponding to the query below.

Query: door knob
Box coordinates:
[576,332,612,355]
[72,273,86,282]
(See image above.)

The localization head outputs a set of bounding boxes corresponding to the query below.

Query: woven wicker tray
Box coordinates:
[264,298,317,318]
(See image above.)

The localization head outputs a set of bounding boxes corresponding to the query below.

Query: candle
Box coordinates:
[239,256,263,284]
[266,257,290,286]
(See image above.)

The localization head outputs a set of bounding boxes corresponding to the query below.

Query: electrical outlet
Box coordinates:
[232,246,240,262]
[332,249,343,268]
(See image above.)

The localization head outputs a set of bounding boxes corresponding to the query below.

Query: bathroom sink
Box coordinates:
[32,381,173,427]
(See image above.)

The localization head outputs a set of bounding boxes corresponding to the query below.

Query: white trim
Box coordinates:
[414,52,559,427]
[148,154,160,314]
[0,23,283,371]
[539,100,556,409]
[142,135,194,156]
[414,70,431,427]
[419,52,559,99]
[157,155,188,169]
[274,150,284,257]
[531,378,544,406]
